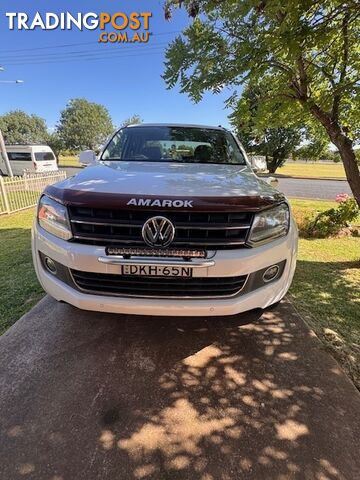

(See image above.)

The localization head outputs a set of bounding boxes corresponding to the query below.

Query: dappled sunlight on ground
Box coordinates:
[88,312,352,480]
[110,310,331,479]
[1,298,359,479]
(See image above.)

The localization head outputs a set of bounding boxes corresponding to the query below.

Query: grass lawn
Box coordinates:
[0,200,359,389]
[278,162,346,179]
[0,208,43,334]
[290,236,360,388]
[58,155,81,167]
[288,198,360,389]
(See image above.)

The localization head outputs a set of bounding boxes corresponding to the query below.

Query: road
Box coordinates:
[275,177,351,200]
[63,167,351,201]
[1,297,359,479]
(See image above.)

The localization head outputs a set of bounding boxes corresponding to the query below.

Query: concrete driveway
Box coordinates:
[1,297,359,480]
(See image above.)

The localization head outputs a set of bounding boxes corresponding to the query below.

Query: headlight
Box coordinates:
[38,195,72,240]
[247,203,290,246]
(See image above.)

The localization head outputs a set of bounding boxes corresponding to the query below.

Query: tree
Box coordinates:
[57,98,114,151]
[120,114,143,127]
[163,1,360,206]
[46,131,64,160]
[294,142,329,162]
[326,150,342,163]
[233,85,302,172]
[247,128,301,173]
[0,110,48,144]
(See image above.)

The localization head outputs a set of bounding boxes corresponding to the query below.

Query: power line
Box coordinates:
[0,40,96,54]
[0,42,171,61]
[3,50,163,66]
[2,45,166,64]
[0,31,181,53]
[4,50,166,66]
[1,43,173,66]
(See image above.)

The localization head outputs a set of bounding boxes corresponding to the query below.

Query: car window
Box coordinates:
[7,152,32,161]
[35,152,55,161]
[101,126,246,165]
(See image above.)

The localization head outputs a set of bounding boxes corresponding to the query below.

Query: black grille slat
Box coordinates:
[74,281,242,294]
[71,218,144,227]
[71,269,247,298]
[68,207,253,249]
[72,271,246,287]
[71,218,249,230]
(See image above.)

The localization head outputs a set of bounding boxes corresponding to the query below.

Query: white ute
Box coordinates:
[32,124,297,316]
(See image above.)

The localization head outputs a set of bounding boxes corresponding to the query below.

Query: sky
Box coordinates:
[0,1,234,130]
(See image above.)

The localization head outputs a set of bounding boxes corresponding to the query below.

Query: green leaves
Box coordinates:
[163,0,360,138]
[120,115,143,127]
[305,197,360,238]
[57,98,114,151]
[0,111,48,144]
[231,84,302,172]
[164,17,240,102]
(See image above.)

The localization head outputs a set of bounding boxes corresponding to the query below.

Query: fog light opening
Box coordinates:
[263,265,280,283]
[44,256,57,275]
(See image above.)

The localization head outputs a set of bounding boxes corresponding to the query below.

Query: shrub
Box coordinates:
[304,195,359,238]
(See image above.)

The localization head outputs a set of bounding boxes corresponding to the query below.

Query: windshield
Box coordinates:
[35,152,55,161]
[101,126,246,165]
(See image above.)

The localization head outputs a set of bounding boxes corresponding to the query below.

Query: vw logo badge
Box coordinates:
[142,216,175,248]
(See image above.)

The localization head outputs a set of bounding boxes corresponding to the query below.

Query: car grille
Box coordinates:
[68,207,253,249]
[70,269,248,298]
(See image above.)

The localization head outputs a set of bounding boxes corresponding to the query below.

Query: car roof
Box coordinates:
[5,144,51,148]
[125,123,227,131]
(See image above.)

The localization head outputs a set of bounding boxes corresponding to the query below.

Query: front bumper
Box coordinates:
[32,219,298,316]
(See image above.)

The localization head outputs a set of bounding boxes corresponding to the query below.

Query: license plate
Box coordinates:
[120,264,193,277]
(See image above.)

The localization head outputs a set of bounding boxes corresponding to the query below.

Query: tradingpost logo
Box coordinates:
[5,11,153,43]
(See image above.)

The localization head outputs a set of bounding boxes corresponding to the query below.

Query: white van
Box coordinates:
[249,155,267,172]
[0,145,58,176]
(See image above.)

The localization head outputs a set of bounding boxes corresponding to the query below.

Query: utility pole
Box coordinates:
[0,129,13,177]
[0,66,23,176]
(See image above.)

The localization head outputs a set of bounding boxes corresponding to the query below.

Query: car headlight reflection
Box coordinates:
[247,203,290,246]
[38,195,72,240]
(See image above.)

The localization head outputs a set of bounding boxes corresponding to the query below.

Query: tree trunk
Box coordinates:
[332,136,360,207]
[268,165,277,174]
[309,105,360,207]
[267,157,277,173]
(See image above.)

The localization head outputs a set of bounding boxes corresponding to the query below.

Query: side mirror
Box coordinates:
[266,176,279,188]
[79,150,97,166]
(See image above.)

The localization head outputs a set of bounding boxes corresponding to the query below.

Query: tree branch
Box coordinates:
[296,55,308,100]
[332,11,350,121]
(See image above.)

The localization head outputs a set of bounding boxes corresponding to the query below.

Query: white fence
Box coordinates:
[0,171,67,215]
